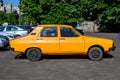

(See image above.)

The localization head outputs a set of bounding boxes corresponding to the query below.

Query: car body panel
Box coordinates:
[0,40,4,47]
[10,24,114,55]
[0,35,9,48]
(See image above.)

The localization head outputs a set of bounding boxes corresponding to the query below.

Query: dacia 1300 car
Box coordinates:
[10,25,116,61]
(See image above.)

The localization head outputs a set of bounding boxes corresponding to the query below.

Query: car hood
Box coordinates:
[82,35,113,44]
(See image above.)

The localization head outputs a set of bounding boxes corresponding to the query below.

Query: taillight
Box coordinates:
[27,30,31,34]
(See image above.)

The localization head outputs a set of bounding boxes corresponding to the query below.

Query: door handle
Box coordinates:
[37,38,43,40]
[60,38,65,40]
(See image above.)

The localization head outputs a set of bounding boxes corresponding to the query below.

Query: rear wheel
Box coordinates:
[88,47,103,61]
[26,48,42,61]
[15,35,21,38]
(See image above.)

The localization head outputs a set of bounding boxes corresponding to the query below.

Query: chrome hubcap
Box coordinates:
[91,50,100,58]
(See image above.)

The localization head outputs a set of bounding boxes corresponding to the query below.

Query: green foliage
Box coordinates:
[0,11,6,25]
[0,0,119,32]
[20,0,83,25]
[82,0,120,32]
[98,0,120,32]
[0,11,19,25]
[6,11,19,25]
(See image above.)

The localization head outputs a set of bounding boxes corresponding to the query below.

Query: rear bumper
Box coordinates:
[0,42,4,47]
[10,48,14,51]
[0,41,9,48]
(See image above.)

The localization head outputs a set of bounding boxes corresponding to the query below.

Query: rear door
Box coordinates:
[5,26,18,34]
[59,26,84,53]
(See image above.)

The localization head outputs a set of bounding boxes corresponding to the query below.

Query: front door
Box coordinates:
[60,27,84,53]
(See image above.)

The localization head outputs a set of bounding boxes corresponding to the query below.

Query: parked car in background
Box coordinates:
[31,25,37,29]
[0,25,31,37]
[18,25,33,32]
[10,24,115,61]
[75,29,84,35]
[0,34,9,49]
[0,33,15,40]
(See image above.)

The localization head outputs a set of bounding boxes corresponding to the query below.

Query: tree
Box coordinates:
[20,0,83,25]
[20,0,120,32]
[0,11,19,25]
[0,11,6,25]
[82,0,120,32]
[98,0,120,32]
[6,11,19,25]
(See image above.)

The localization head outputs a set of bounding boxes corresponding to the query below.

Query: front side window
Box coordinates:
[60,27,77,37]
[40,27,57,37]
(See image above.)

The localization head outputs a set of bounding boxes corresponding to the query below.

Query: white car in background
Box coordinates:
[0,25,31,37]
[0,33,15,40]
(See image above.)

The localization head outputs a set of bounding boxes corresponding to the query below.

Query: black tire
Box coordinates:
[26,48,42,61]
[15,35,21,38]
[88,47,103,61]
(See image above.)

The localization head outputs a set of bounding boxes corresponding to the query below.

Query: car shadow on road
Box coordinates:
[14,53,113,60]
[0,48,10,51]
[103,53,113,58]
[15,54,27,59]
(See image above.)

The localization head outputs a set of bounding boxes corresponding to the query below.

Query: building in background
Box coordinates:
[77,21,99,32]
[4,4,12,13]
[0,0,4,11]
[0,0,19,14]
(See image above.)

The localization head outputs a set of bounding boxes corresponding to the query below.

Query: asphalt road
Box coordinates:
[0,33,120,80]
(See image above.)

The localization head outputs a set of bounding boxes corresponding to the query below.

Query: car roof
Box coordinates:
[38,24,71,27]
[38,24,71,26]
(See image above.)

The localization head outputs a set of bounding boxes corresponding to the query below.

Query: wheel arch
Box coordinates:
[87,45,104,54]
[15,34,21,37]
[25,47,42,54]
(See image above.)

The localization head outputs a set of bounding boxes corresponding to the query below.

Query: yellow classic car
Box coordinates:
[10,24,115,61]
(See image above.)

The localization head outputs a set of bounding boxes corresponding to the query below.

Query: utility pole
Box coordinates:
[19,8,21,25]
[18,0,21,25]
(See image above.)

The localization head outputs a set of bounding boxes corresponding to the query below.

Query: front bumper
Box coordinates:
[109,46,116,51]
[109,43,116,51]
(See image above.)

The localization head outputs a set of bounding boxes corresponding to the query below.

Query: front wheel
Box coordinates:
[88,47,103,61]
[26,48,42,61]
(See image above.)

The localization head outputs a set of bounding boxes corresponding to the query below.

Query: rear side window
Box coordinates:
[0,27,5,31]
[6,26,18,31]
[40,27,57,37]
